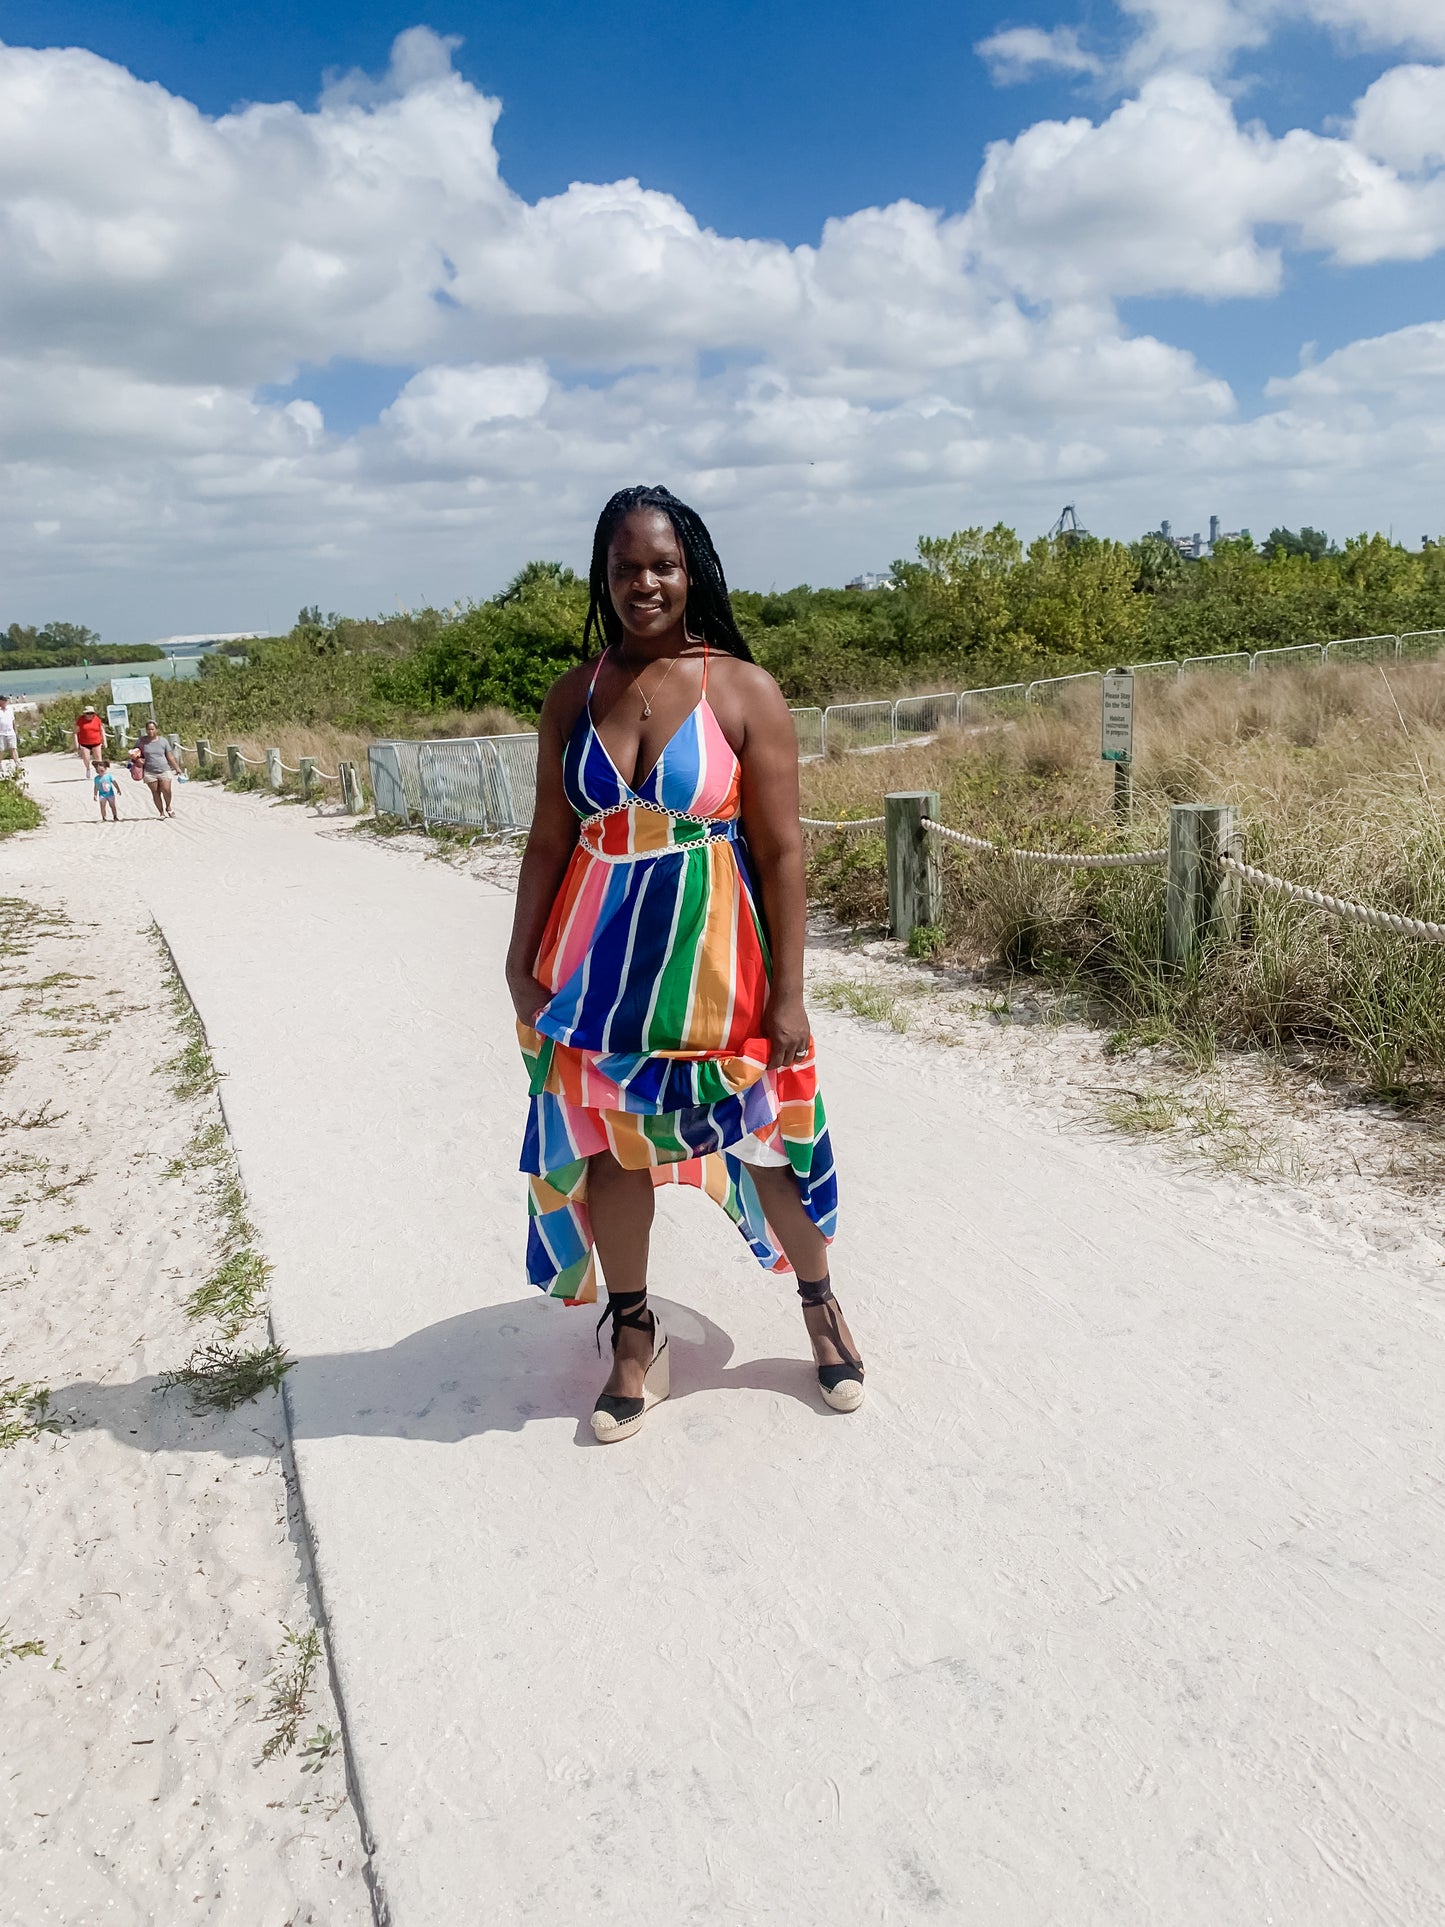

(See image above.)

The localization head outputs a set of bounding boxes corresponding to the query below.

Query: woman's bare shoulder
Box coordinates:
[708,655,787,708]
[538,659,595,735]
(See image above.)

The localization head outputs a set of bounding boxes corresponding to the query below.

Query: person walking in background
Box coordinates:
[0,696,18,771]
[92,758,121,822]
[507,484,863,1443]
[73,705,105,774]
[134,720,179,818]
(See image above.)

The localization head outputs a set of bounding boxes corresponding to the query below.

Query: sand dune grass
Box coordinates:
[800,663,1445,1095]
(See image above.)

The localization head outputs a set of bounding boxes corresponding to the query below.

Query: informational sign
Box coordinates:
[110,675,153,705]
[105,703,129,731]
[1101,669,1134,763]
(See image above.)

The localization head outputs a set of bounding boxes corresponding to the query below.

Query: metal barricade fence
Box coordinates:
[957,683,1027,724]
[1026,670,1103,707]
[370,624,1443,829]
[490,733,539,829]
[790,707,825,758]
[822,701,894,752]
[369,743,412,822]
[1182,651,1252,676]
[1323,633,1398,664]
[893,693,958,739]
[1253,643,1325,672]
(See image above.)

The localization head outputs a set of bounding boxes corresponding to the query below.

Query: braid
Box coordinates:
[582,485,754,662]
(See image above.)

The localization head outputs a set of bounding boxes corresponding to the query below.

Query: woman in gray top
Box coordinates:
[132,721,179,818]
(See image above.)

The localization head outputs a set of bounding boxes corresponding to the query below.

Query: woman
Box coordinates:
[134,721,179,817]
[507,485,864,1443]
[73,705,106,775]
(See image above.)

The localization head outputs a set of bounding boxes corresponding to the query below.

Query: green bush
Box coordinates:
[0,770,41,837]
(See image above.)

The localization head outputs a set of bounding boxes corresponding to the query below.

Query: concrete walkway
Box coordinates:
[6,755,1444,1926]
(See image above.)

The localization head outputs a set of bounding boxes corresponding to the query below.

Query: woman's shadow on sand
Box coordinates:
[46,1296,831,1456]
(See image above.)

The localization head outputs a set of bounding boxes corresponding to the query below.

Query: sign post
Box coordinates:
[1101,668,1134,823]
[105,702,129,752]
[110,674,155,727]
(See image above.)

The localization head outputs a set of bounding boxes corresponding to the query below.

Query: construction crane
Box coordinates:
[1049,503,1088,544]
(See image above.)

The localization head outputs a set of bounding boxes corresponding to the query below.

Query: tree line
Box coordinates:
[27,523,1445,742]
[2,621,162,672]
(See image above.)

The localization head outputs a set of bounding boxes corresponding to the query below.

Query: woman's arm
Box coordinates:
[735,668,811,1069]
[505,676,584,1023]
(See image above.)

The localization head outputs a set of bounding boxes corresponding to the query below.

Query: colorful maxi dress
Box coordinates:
[519,649,838,1304]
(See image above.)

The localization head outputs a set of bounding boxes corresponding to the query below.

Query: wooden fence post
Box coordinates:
[1165,803,1242,963]
[265,747,282,791]
[298,756,316,800]
[226,745,244,782]
[885,790,942,940]
[195,738,212,773]
[338,760,363,814]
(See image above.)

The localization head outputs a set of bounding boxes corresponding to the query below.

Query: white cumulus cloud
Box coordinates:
[0,25,1443,634]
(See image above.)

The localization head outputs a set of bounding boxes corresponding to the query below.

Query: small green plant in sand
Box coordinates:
[162,1120,228,1180]
[0,896,72,960]
[161,1342,292,1413]
[258,1626,323,1762]
[0,1213,20,1234]
[157,942,222,1099]
[0,1622,47,1667]
[814,978,911,1032]
[0,1101,65,1130]
[0,1049,16,1081]
[1098,1086,1309,1182]
[44,1224,89,1244]
[299,1725,340,1773]
[1101,1091,1188,1134]
[906,923,946,960]
[0,1379,63,1449]
[185,1250,272,1338]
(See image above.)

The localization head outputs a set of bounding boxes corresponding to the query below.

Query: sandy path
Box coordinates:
[7,753,1445,1926]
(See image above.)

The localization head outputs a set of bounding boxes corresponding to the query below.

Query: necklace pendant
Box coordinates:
[641,703,652,718]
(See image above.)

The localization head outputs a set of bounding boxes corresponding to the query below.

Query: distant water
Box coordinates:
[0,657,204,701]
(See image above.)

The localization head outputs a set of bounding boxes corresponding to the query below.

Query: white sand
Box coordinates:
[5,752,1445,1925]
[0,765,371,1925]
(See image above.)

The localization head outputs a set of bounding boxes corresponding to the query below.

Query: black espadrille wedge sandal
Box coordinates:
[591,1290,670,1443]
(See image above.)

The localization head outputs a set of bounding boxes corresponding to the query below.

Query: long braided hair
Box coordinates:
[582,485,754,661]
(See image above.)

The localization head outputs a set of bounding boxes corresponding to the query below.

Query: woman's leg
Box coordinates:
[147,777,166,817]
[745,1163,863,1373]
[160,775,175,815]
[587,1150,657,1398]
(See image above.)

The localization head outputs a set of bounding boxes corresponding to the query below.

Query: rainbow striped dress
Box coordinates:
[519,650,838,1303]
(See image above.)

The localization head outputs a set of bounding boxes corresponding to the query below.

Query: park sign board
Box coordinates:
[1101,669,1134,763]
[110,675,153,705]
[105,704,128,731]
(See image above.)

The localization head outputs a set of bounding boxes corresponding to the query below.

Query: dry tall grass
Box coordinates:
[800,663,1445,1096]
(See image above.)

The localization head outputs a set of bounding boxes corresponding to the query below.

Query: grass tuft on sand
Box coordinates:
[161,1341,292,1412]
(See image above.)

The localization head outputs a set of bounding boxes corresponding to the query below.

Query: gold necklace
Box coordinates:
[615,644,700,719]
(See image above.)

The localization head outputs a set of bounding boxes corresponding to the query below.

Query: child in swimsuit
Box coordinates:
[93,760,121,822]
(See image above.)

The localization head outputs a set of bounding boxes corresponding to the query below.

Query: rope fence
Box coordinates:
[799,814,885,830]
[1217,854,1445,943]
[870,787,1445,957]
[921,818,1167,869]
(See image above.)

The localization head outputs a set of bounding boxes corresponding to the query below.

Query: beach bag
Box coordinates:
[129,760,143,781]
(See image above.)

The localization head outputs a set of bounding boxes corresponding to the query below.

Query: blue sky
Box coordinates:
[2,0,1444,633]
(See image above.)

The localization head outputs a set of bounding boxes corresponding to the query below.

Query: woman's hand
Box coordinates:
[764,988,811,1070]
[509,974,552,1026]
